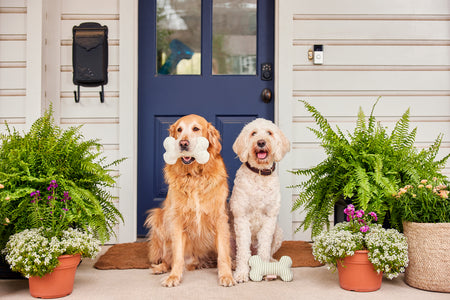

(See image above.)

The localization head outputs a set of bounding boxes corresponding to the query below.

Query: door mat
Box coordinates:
[94,241,323,270]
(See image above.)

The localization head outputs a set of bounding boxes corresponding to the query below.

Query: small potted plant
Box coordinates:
[2,180,101,298]
[312,204,408,292]
[393,178,450,292]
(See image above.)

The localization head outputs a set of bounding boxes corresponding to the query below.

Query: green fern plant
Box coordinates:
[0,106,124,249]
[291,98,449,237]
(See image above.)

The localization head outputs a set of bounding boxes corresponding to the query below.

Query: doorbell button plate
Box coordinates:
[313,44,323,65]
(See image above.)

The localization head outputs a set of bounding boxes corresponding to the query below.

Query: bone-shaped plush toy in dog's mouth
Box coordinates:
[163,136,210,165]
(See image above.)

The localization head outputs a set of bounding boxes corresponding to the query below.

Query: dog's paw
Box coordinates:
[161,274,181,287]
[151,263,168,274]
[219,274,236,287]
[233,270,249,283]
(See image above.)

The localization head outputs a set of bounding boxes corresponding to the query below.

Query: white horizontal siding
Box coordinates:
[0,1,27,126]
[293,70,450,91]
[290,0,450,15]
[278,0,450,241]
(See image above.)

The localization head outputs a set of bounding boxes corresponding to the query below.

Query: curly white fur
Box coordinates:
[230,118,290,283]
[163,136,210,165]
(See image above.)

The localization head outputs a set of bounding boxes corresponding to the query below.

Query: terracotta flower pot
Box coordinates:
[337,250,382,292]
[28,254,81,299]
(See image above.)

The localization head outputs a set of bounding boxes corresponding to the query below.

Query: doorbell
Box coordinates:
[313,44,323,65]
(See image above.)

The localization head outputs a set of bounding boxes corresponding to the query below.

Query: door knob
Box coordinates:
[261,88,272,103]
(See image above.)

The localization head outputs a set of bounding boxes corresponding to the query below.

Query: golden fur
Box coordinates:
[145,114,235,287]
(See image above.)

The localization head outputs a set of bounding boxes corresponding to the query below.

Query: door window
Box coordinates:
[156,0,201,75]
[156,0,257,76]
[212,0,257,75]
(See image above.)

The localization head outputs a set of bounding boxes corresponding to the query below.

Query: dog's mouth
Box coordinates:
[181,156,195,165]
[256,150,269,161]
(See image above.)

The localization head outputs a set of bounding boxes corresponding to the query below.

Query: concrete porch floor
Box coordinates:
[1,246,448,300]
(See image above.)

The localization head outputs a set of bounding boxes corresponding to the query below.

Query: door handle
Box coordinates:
[261,88,272,103]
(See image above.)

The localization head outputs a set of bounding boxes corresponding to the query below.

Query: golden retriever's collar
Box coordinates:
[245,162,275,176]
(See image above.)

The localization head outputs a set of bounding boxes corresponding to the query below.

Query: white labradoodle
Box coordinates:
[230,118,291,283]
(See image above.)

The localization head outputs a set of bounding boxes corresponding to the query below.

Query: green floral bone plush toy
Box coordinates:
[249,255,293,282]
[163,136,210,165]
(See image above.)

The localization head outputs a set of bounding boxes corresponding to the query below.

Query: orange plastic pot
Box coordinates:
[337,250,382,292]
[28,254,81,299]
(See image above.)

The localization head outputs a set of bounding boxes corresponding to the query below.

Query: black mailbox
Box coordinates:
[72,22,108,103]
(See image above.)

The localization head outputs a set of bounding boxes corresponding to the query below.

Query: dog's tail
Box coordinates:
[145,208,165,264]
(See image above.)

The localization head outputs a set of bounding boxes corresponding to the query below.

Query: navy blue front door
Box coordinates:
[137,0,274,236]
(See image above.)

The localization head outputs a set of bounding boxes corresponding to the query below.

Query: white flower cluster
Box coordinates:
[366,224,409,279]
[312,223,364,271]
[312,223,408,279]
[2,227,100,278]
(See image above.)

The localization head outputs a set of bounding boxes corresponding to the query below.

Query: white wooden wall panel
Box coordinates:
[0,1,27,126]
[293,71,450,91]
[0,68,26,89]
[290,0,449,15]
[61,0,119,15]
[293,20,450,40]
[0,41,26,61]
[0,13,26,35]
[60,96,119,119]
[0,0,26,7]
[0,97,25,118]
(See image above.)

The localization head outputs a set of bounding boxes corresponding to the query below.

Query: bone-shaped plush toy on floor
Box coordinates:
[163,136,210,165]
[249,255,293,282]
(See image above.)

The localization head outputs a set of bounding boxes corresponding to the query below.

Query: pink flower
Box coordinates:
[368,212,378,221]
[355,210,364,218]
[360,225,370,233]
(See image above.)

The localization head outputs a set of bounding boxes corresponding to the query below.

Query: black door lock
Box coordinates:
[261,63,273,81]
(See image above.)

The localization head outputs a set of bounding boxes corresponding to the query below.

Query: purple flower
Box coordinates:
[360,225,370,233]
[47,180,58,191]
[48,195,53,200]
[343,204,355,217]
[369,212,378,221]
[355,210,364,218]
[62,208,69,212]
[62,191,71,202]
[30,190,41,197]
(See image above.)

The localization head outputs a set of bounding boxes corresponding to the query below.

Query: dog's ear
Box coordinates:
[168,119,179,137]
[232,127,250,163]
[274,127,290,161]
[207,122,222,155]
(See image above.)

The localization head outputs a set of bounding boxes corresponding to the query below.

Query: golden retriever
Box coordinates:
[145,114,235,287]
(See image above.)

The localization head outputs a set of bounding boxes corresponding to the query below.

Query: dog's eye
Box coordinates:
[251,131,257,136]
[177,127,182,132]
[268,131,273,136]
[193,126,200,132]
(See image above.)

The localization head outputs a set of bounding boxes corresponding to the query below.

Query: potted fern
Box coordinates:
[291,98,449,237]
[0,106,124,282]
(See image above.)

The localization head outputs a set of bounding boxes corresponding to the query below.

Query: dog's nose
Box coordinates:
[257,139,266,148]
[179,140,189,150]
